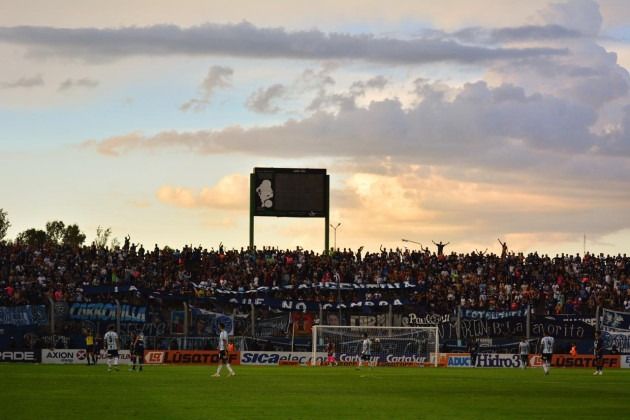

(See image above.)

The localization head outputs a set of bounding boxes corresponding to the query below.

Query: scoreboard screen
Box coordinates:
[252,168,328,217]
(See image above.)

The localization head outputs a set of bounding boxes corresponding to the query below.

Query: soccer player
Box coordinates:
[128,332,137,371]
[593,331,604,376]
[467,338,478,368]
[357,333,372,369]
[540,332,554,376]
[212,323,235,377]
[518,338,529,369]
[326,340,338,366]
[103,325,120,372]
[85,329,96,366]
[131,332,145,372]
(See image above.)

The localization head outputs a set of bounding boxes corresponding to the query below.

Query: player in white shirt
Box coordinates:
[212,323,235,377]
[357,333,372,369]
[519,338,529,369]
[103,325,120,372]
[540,332,555,376]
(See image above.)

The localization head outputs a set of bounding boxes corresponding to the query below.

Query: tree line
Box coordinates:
[0,208,113,248]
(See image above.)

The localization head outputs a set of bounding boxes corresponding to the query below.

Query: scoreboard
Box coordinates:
[252,168,328,217]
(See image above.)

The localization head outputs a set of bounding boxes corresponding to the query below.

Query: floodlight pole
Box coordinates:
[330,223,341,250]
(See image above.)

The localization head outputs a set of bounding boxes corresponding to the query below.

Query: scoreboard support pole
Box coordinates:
[324,174,330,253]
[249,173,255,250]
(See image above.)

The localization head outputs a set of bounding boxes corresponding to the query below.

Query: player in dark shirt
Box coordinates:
[467,338,478,368]
[131,333,145,372]
[593,332,604,376]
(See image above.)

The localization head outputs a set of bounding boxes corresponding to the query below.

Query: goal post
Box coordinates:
[311,325,439,367]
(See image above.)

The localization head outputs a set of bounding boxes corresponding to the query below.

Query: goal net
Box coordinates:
[312,325,438,367]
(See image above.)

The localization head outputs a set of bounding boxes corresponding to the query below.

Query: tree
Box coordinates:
[45,220,66,244]
[16,229,48,248]
[94,226,112,248]
[0,208,9,242]
[110,237,121,249]
[63,224,86,247]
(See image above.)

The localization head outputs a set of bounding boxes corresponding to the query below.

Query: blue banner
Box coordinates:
[218,295,408,312]
[190,307,234,335]
[530,315,595,339]
[461,308,530,319]
[68,302,146,323]
[0,305,48,326]
[602,331,630,353]
[602,308,630,331]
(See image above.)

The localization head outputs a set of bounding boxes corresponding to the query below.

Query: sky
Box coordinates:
[2,0,630,255]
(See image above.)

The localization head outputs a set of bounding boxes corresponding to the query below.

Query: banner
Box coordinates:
[198,280,426,295]
[603,331,630,353]
[402,313,452,326]
[400,312,525,339]
[474,353,525,368]
[461,308,530,319]
[349,314,390,327]
[435,353,473,368]
[450,317,526,340]
[529,315,596,339]
[336,353,426,367]
[291,312,314,335]
[0,350,40,363]
[219,295,408,312]
[529,354,620,368]
[68,303,146,323]
[621,355,630,369]
[241,351,326,366]
[143,350,240,365]
[602,308,630,331]
[41,349,132,365]
[239,351,424,367]
[0,305,48,326]
[190,308,234,336]
[401,312,596,340]
[255,314,290,337]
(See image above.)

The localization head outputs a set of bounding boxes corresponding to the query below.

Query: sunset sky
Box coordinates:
[2,0,630,255]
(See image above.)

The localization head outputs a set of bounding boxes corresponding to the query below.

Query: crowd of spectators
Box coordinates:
[1,239,629,316]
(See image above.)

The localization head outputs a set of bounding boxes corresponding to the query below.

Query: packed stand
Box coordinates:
[1,239,629,316]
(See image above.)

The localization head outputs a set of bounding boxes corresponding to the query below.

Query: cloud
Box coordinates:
[308,75,389,111]
[1,74,43,88]
[180,65,233,112]
[482,1,630,110]
[539,0,602,37]
[246,83,287,114]
[0,21,566,64]
[156,174,248,210]
[86,81,601,158]
[327,167,630,251]
[58,78,99,91]
[246,64,337,114]
[452,24,583,44]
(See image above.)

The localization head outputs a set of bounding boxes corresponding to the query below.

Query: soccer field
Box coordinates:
[1,365,629,420]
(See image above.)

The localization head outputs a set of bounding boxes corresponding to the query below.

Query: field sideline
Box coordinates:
[1,364,629,419]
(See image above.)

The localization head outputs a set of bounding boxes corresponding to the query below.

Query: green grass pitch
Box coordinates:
[1,364,629,419]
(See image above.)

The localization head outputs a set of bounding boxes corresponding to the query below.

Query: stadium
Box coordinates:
[2,1,630,419]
